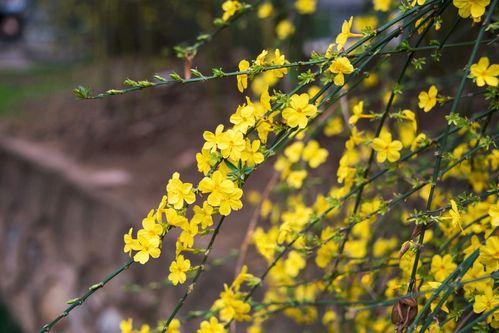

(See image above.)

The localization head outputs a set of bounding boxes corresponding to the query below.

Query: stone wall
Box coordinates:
[0,136,138,332]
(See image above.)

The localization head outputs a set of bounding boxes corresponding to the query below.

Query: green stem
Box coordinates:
[39,258,134,333]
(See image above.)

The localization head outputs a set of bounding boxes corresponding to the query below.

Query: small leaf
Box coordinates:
[154,74,167,82]
[66,298,80,305]
[169,72,184,82]
[73,86,91,99]
[190,69,205,79]
[89,283,103,291]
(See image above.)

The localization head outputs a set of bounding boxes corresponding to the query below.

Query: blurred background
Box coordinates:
[0,0,481,332]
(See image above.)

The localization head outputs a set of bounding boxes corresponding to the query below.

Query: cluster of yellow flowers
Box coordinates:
[244,10,499,333]
[274,138,328,189]
[257,1,318,40]
[114,0,499,332]
[237,49,288,95]
[121,33,339,329]
[212,266,259,322]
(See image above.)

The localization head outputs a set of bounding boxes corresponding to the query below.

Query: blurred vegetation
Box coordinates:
[0,65,71,116]
[40,0,217,55]
[38,0,271,59]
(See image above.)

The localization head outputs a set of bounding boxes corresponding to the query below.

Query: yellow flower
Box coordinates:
[166,172,196,209]
[328,57,355,86]
[464,235,482,257]
[411,133,428,151]
[219,187,243,216]
[353,15,378,32]
[421,281,450,313]
[269,49,289,79]
[241,139,265,167]
[138,210,164,239]
[295,0,317,14]
[133,234,161,264]
[236,59,250,92]
[215,285,251,322]
[371,130,403,163]
[257,2,273,19]
[287,169,308,188]
[469,57,499,87]
[163,319,181,333]
[430,254,457,282]
[284,141,304,163]
[197,317,226,333]
[192,202,214,229]
[260,85,272,111]
[203,124,226,153]
[285,251,306,277]
[256,118,273,143]
[165,208,189,229]
[335,17,362,51]
[463,262,493,296]
[418,85,438,112]
[139,324,151,333]
[373,238,398,257]
[219,129,246,161]
[282,93,317,129]
[233,265,258,291]
[178,220,199,247]
[303,140,328,168]
[489,202,499,227]
[254,50,268,66]
[373,0,392,12]
[168,255,191,285]
[412,0,427,5]
[453,0,490,21]
[446,200,463,231]
[398,110,418,147]
[198,171,237,206]
[230,100,256,133]
[222,0,242,21]
[473,286,499,314]
[323,309,337,326]
[480,236,499,271]
[401,109,417,132]
[120,318,133,333]
[276,20,295,40]
[253,227,279,262]
[307,85,323,105]
[196,149,217,175]
[123,228,137,254]
[349,101,373,125]
[324,117,344,137]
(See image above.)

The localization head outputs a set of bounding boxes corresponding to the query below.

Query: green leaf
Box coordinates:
[169,72,184,82]
[190,69,205,79]
[153,74,167,82]
[298,69,316,85]
[73,86,91,99]
[212,68,226,77]
[89,283,103,291]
